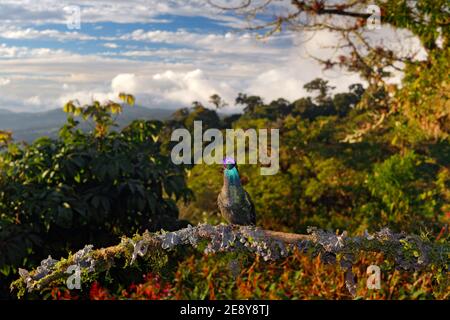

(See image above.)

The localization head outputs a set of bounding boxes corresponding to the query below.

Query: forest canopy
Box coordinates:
[0,0,449,300]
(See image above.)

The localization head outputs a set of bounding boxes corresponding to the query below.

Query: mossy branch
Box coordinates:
[11,224,449,298]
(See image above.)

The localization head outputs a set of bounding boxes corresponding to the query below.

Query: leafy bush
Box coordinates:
[0,96,192,297]
[180,83,448,235]
[40,251,449,300]
[364,151,441,230]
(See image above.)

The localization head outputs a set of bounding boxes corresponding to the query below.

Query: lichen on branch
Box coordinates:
[11,224,449,298]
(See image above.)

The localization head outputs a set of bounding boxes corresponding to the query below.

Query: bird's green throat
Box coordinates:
[225,167,241,186]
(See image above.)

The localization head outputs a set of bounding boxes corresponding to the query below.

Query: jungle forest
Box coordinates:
[0,0,448,302]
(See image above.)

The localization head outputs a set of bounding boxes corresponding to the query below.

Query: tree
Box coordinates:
[11,224,449,299]
[267,98,292,118]
[235,93,264,114]
[185,103,221,130]
[0,95,192,298]
[208,0,450,139]
[0,130,12,148]
[304,78,335,105]
[333,84,365,116]
[292,97,316,118]
[349,83,365,99]
[209,94,228,109]
[171,107,190,123]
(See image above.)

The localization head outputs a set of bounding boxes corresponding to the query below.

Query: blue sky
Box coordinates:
[0,0,420,112]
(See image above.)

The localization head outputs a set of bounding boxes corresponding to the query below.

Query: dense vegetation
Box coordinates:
[0,96,192,298]
[0,0,449,299]
[178,81,448,236]
[1,77,448,299]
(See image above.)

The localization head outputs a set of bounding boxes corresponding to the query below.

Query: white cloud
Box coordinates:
[58,90,116,107]
[111,73,138,94]
[0,0,226,25]
[56,68,238,112]
[0,43,71,58]
[0,26,96,41]
[121,29,289,53]
[103,48,197,58]
[247,69,303,102]
[25,95,42,106]
[103,42,119,49]
[0,34,366,113]
[150,69,229,105]
[0,77,11,86]
[0,2,429,114]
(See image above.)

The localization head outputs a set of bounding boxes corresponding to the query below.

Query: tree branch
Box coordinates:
[11,224,449,298]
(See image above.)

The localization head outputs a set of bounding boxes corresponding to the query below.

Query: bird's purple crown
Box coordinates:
[223,157,236,165]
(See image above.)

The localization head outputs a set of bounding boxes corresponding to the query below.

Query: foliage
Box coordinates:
[11,224,449,300]
[2,81,448,300]
[2,1,450,300]
[0,96,192,298]
[0,130,12,147]
[43,253,449,300]
[395,48,450,139]
[171,251,449,300]
[180,82,448,235]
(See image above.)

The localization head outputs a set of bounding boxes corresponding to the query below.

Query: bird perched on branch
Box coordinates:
[218,157,256,226]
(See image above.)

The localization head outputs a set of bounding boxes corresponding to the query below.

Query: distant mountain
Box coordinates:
[0,109,13,115]
[0,106,174,143]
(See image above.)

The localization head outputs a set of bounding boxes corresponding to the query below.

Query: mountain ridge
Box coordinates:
[0,106,175,142]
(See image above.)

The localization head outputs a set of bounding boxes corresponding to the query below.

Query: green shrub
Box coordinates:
[0,97,192,297]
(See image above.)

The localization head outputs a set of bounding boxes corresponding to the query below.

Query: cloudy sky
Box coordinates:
[0,0,423,113]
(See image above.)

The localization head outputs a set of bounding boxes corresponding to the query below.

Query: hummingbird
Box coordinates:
[217,157,256,226]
